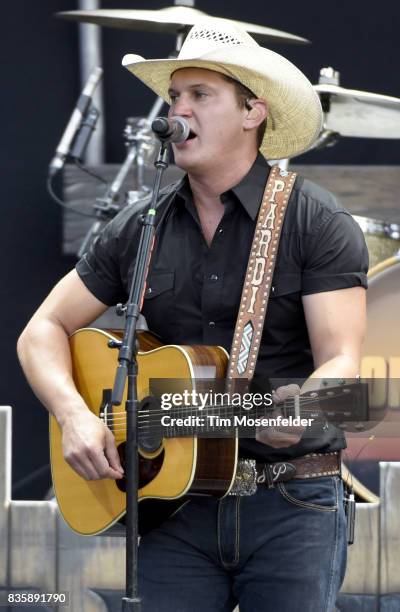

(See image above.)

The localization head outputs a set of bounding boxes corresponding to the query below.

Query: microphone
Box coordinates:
[151,116,190,144]
[69,107,100,162]
[48,66,103,177]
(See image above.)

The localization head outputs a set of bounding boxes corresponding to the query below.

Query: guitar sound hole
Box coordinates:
[116,442,165,492]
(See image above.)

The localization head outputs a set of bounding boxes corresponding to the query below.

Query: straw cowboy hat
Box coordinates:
[122,19,322,160]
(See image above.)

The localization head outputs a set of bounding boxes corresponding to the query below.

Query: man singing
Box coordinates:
[18,20,368,611]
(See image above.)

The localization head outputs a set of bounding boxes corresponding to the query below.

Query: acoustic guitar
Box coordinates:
[50,328,368,536]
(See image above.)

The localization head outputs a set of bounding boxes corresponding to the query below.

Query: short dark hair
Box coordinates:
[220,74,267,149]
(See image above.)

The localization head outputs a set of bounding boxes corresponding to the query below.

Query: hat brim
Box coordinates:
[122,46,322,160]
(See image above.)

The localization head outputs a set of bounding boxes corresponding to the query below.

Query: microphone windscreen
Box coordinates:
[151,117,171,137]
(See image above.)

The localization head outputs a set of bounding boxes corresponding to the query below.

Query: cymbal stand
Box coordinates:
[307,67,341,153]
[77,9,191,257]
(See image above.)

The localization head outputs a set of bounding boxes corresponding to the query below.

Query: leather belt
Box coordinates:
[229,452,341,496]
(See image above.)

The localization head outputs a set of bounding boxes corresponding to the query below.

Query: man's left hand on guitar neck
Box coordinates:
[256,384,304,448]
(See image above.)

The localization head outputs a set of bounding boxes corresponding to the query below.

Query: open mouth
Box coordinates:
[187,130,197,140]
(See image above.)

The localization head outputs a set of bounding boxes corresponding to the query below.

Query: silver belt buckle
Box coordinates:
[229,459,257,496]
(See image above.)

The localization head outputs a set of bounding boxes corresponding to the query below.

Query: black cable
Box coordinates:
[47,175,99,219]
[12,463,51,493]
[74,159,108,184]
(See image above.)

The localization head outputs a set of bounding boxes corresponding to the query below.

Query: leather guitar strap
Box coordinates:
[227,165,297,390]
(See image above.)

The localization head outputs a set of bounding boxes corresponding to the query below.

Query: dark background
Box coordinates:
[2,0,399,499]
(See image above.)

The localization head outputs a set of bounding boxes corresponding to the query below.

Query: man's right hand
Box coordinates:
[61,410,124,481]
[16,269,122,481]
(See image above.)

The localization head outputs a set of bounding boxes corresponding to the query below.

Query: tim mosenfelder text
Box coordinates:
[160,415,314,428]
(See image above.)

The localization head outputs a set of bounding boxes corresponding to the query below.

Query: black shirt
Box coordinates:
[76,153,368,461]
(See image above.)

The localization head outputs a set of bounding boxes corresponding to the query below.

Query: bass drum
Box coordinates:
[343,255,400,501]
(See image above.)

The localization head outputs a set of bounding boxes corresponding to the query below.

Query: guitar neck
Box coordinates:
[101,383,367,442]
[159,402,305,438]
[134,382,368,440]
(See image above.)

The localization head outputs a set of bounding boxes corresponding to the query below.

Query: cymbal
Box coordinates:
[57,6,309,45]
[314,83,400,139]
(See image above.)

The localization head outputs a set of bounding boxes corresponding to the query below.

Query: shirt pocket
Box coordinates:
[142,271,175,338]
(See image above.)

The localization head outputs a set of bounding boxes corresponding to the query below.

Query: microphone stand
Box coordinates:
[110,139,170,612]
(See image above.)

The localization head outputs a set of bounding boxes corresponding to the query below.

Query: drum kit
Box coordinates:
[56,4,400,500]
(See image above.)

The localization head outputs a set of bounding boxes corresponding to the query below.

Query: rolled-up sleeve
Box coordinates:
[302,210,369,295]
[76,222,126,306]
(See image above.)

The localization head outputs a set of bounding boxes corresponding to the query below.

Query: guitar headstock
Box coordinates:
[300,381,372,431]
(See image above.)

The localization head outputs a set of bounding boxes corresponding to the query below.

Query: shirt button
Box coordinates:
[208,321,216,328]
[210,274,218,282]
[218,228,224,235]
[146,287,152,295]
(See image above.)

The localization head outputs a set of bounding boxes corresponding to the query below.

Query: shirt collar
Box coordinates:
[175,152,271,221]
[229,152,271,220]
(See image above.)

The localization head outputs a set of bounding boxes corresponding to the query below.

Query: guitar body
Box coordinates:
[50,328,236,536]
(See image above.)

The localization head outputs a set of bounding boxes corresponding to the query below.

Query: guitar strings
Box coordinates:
[104,411,353,430]
[104,405,326,425]
[107,392,340,415]
[102,390,348,418]
[100,390,353,425]
[100,392,358,436]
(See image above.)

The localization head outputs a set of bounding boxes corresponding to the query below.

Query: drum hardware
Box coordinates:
[353,216,400,269]
[314,66,400,140]
[77,97,165,257]
[301,66,400,159]
[319,66,340,87]
[306,129,340,151]
[308,67,400,270]
[57,2,310,45]
[344,255,400,502]
[123,117,158,205]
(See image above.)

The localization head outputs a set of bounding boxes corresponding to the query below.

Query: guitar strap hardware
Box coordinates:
[227,165,297,385]
[228,459,258,496]
[230,453,341,496]
[227,459,297,496]
[257,461,297,489]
